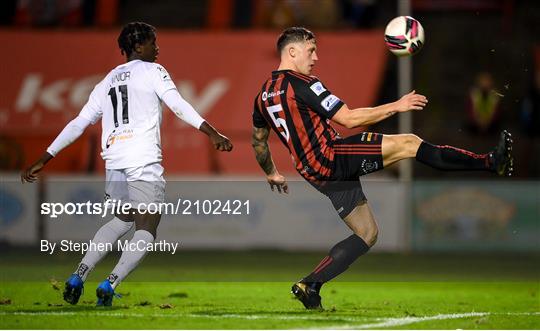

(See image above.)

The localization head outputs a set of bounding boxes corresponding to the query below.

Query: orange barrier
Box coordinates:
[0,30,387,174]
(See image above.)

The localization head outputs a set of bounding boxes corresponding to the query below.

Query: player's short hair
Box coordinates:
[276,27,316,54]
[118,22,156,57]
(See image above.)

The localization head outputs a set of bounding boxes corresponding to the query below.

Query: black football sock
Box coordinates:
[415,141,491,171]
[302,234,370,291]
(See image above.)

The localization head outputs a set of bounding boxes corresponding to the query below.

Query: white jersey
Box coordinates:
[79,60,176,169]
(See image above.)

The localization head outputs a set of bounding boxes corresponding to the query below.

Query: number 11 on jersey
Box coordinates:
[108,85,129,127]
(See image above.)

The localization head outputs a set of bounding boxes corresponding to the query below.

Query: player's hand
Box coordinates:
[267,172,288,194]
[395,90,428,112]
[210,132,233,152]
[21,161,45,183]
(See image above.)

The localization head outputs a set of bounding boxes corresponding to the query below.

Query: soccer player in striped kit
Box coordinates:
[251,27,513,309]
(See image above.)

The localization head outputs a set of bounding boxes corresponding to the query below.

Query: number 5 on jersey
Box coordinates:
[267,104,290,142]
[108,85,129,127]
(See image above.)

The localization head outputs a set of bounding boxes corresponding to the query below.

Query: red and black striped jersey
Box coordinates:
[253,69,344,182]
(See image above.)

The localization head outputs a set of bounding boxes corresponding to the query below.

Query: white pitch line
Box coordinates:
[349,312,489,330]
[322,312,540,330]
[186,313,365,322]
[0,310,538,328]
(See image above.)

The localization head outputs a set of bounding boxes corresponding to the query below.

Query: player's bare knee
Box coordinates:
[403,134,422,156]
[383,134,416,165]
[366,228,378,247]
[363,223,379,247]
[349,219,378,247]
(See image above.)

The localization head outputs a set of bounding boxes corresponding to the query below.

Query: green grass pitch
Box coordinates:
[1,250,539,329]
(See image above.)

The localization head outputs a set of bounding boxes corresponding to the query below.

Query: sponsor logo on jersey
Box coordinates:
[105,129,134,148]
[105,130,116,149]
[321,94,340,111]
[310,82,326,96]
[261,90,284,102]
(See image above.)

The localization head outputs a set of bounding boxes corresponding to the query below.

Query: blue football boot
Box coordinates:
[63,274,84,305]
[96,280,120,306]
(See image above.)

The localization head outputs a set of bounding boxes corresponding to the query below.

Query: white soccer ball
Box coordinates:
[384,16,425,57]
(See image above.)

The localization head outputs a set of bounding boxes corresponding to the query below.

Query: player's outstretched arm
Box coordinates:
[332,90,428,128]
[21,152,53,183]
[199,121,233,152]
[161,89,232,152]
[251,126,288,194]
[21,115,91,183]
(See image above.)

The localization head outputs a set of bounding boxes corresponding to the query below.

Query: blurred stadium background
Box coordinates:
[1,0,539,280]
[0,1,539,329]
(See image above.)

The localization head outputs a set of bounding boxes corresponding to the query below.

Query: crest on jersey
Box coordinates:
[310,82,326,96]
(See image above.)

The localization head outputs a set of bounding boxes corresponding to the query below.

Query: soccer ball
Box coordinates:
[384,16,425,57]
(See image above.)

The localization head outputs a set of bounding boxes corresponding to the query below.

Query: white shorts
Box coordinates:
[105,163,166,208]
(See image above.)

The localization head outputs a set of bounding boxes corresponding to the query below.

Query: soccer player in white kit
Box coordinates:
[21,22,233,306]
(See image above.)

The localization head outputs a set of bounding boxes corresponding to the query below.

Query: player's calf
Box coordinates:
[343,202,379,247]
[415,130,514,176]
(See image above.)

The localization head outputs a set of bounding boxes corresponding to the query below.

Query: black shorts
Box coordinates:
[333,132,384,180]
[311,132,384,219]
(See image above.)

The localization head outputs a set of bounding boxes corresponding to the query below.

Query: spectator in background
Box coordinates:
[465,72,502,134]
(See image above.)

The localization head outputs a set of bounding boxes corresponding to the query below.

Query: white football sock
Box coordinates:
[74,217,133,281]
[108,230,155,289]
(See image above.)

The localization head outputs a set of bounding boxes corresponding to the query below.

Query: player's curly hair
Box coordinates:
[276,27,315,54]
[117,22,156,57]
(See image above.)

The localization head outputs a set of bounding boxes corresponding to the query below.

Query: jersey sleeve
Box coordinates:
[161,89,205,129]
[295,78,344,119]
[147,63,177,99]
[252,95,268,128]
[78,79,105,124]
